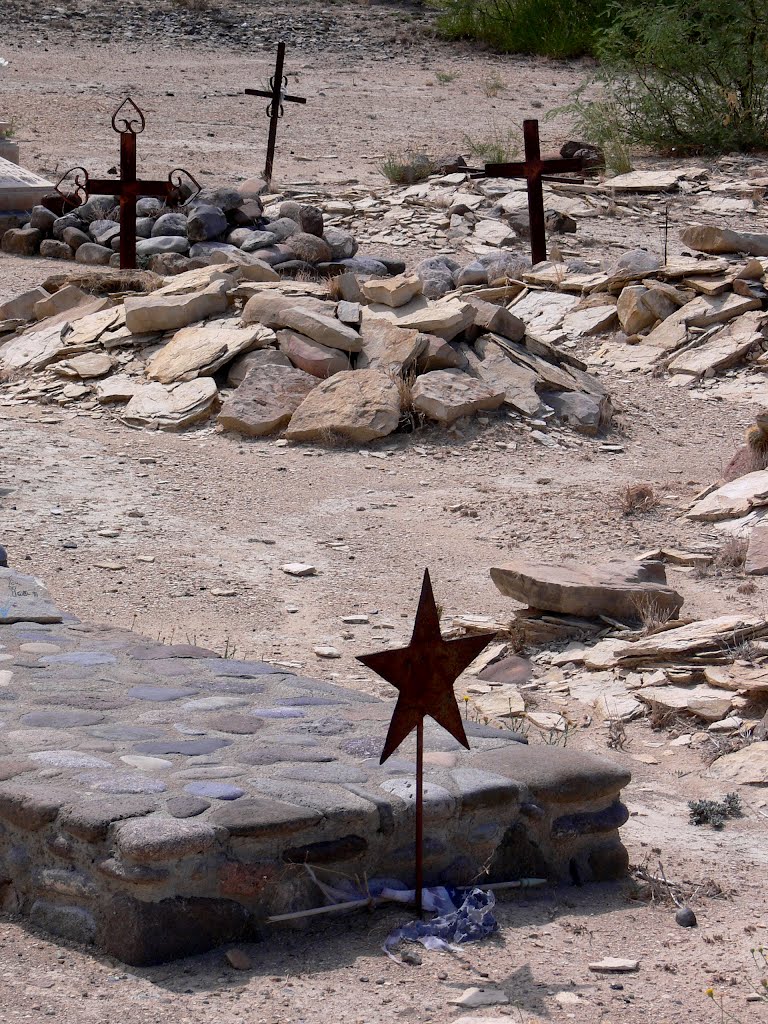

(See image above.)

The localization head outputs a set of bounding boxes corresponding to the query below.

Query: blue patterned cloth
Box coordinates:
[384,887,498,954]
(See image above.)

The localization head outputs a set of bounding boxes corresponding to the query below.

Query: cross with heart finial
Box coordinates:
[51,98,200,270]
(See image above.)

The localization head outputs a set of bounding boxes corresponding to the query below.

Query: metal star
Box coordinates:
[357,569,496,764]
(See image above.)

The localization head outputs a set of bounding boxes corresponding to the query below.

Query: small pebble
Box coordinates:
[314,645,341,659]
[281,563,317,577]
[675,907,697,928]
[225,948,252,971]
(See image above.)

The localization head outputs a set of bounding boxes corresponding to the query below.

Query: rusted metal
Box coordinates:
[483,119,584,266]
[245,42,307,184]
[415,716,424,912]
[54,97,200,271]
[356,569,495,915]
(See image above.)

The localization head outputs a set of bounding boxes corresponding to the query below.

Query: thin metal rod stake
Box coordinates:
[663,202,670,265]
[415,716,424,917]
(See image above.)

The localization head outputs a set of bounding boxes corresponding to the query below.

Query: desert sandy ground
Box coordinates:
[1,3,767,1022]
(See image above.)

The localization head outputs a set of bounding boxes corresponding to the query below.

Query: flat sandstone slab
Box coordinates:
[490,558,683,622]
[0,568,630,965]
[687,470,768,521]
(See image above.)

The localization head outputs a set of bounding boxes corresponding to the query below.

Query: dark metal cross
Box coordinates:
[245,43,307,184]
[356,570,495,915]
[483,119,584,265]
[53,98,200,270]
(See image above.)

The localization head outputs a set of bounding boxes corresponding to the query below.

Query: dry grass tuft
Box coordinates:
[326,274,345,301]
[378,151,437,185]
[481,71,506,97]
[291,267,324,286]
[498,617,528,654]
[394,367,416,415]
[607,717,629,750]
[630,855,731,907]
[633,594,675,634]
[315,427,351,449]
[463,125,519,164]
[619,482,660,516]
[713,537,748,571]
[391,367,424,435]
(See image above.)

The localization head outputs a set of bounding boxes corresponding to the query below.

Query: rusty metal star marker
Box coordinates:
[356,569,496,913]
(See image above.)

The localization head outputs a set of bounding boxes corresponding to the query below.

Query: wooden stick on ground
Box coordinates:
[265,878,548,924]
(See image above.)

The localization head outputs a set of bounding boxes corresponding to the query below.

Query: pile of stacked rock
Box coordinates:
[0,251,614,443]
[0,183,395,282]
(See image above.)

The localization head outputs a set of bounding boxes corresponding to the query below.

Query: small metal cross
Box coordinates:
[482,119,584,265]
[53,98,200,270]
[245,43,307,184]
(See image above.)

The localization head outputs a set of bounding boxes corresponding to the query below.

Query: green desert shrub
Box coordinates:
[688,792,743,830]
[578,0,768,154]
[432,0,610,59]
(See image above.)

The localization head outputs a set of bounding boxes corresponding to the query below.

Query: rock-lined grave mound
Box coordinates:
[0,256,613,441]
[0,566,630,964]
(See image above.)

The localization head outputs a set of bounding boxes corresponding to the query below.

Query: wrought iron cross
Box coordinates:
[357,570,495,915]
[245,43,307,184]
[53,98,200,270]
[481,119,584,265]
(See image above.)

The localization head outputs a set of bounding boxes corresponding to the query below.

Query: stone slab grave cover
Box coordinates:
[0,567,631,965]
[0,155,53,211]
